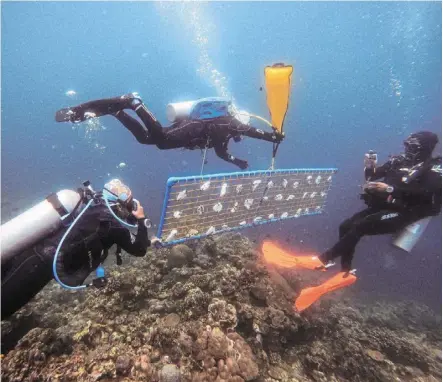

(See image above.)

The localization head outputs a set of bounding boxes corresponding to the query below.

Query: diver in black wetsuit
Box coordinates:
[1,179,151,320]
[318,131,442,272]
[56,94,284,170]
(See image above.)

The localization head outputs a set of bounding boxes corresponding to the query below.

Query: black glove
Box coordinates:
[236,159,249,170]
[274,132,285,142]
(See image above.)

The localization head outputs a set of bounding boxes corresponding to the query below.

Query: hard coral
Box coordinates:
[1,233,441,382]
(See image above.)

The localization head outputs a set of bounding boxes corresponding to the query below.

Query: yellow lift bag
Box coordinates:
[264,63,293,134]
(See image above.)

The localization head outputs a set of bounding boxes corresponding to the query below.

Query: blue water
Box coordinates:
[1,2,441,309]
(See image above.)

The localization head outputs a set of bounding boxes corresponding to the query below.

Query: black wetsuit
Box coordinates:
[320,155,442,271]
[1,203,150,320]
[60,96,282,170]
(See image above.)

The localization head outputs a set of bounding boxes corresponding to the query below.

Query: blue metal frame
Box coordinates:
[156,167,338,246]
[165,167,338,185]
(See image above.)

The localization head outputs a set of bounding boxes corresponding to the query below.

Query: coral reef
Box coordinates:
[1,232,441,382]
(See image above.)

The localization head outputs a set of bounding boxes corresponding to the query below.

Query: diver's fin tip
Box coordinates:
[55,108,75,123]
[294,287,319,312]
[294,271,358,312]
[261,241,326,271]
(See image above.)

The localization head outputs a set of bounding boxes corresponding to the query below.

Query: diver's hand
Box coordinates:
[364,151,377,169]
[132,201,145,219]
[274,132,285,142]
[364,182,390,193]
[150,236,162,248]
[237,160,249,170]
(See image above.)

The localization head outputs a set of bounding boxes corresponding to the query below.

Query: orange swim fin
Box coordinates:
[295,271,357,312]
[261,241,326,271]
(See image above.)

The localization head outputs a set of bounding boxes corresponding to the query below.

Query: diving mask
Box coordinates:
[103,179,136,212]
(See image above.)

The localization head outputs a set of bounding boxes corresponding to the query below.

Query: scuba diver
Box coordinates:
[262,131,442,312]
[1,179,151,320]
[55,94,285,170]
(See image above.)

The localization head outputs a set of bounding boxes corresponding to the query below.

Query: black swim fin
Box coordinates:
[55,106,100,123]
[55,94,140,123]
[55,107,79,123]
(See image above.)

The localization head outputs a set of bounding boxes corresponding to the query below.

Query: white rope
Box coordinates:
[200,137,210,176]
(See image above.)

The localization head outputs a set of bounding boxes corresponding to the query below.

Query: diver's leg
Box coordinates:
[1,247,53,320]
[317,210,371,269]
[56,94,141,123]
[339,208,374,238]
[319,210,382,269]
[158,120,205,150]
[321,209,419,271]
[114,111,156,144]
[340,251,356,272]
[130,101,166,142]
[319,227,361,271]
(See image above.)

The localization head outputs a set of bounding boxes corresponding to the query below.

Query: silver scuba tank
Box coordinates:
[392,217,432,253]
[166,101,196,122]
[0,189,82,264]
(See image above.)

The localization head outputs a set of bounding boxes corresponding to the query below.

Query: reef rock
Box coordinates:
[168,244,194,268]
[1,233,441,382]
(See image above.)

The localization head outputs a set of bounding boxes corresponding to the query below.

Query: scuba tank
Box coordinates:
[1,189,82,264]
[1,179,144,290]
[166,97,232,122]
[391,158,440,252]
[166,100,196,122]
[393,217,432,252]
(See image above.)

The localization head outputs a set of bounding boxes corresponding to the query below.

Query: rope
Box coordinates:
[269,142,280,170]
[200,137,210,176]
[247,113,273,128]
[269,157,275,171]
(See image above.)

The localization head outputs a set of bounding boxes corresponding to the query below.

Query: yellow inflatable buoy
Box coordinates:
[264,63,293,134]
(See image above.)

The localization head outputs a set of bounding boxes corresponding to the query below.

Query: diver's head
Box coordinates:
[233,135,242,143]
[403,131,438,162]
[103,179,135,218]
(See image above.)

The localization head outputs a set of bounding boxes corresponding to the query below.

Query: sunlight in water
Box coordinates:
[156,1,234,102]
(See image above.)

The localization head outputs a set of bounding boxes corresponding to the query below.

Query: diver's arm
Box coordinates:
[365,180,436,199]
[388,158,442,199]
[391,169,442,201]
[364,161,390,181]
[389,183,434,198]
[389,183,441,216]
[113,220,150,257]
[214,142,248,169]
[228,118,281,143]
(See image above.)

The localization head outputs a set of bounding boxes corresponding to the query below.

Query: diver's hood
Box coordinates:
[403,131,438,163]
[103,179,133,205]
